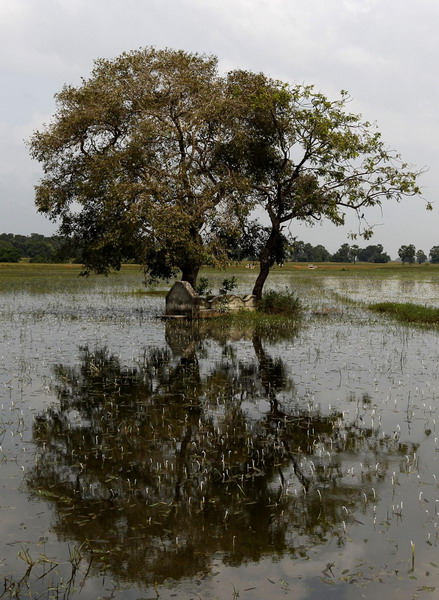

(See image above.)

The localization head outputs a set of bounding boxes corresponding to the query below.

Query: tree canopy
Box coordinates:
[290,240,331,262]
[29,48,248,287]
[0,240,21,263]
[430,246,439,264]
[332,243,353,263]
[0,233,78,263]
[29,47,427,297]
[357,244,390,263]
[332,242,391,263]
[416,249,427,264]
[398,244,416,264]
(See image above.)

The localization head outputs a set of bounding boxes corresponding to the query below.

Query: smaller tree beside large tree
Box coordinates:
[222,72,427,297]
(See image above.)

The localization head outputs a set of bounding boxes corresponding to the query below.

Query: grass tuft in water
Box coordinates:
[368,302,439,326]
[258,288,301,316]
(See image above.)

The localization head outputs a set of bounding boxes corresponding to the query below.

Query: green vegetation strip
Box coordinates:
[368,302,439,326]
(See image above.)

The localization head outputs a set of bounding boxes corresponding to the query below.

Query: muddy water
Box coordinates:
[1,280,439,599]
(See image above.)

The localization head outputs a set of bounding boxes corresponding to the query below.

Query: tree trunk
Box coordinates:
[180,228,203,289]
[181,265,200,289]
[252,226,281,300]
[252,261,270,301]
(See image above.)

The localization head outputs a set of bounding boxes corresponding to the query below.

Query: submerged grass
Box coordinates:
[121,288,167,296]
[368,301,439,326]
[216,308,302,342]
[212,288,302,337]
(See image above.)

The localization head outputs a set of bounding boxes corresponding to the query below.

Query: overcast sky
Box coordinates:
[1,0,438,258]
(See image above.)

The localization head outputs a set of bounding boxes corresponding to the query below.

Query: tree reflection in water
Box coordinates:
[26,320,416,588]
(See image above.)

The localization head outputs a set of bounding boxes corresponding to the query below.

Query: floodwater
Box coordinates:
[321,276,439,307]
[1,272,439,599]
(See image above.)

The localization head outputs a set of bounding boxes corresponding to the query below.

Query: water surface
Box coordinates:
[1,272,439,599]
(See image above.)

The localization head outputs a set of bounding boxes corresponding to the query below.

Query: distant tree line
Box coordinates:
[289,241,438,264]
[331,243,391,263]
[292,241,393,263]
[1,232,439,266]
[0,233,82,263]
[398,244,436,264]
[329,242,436,264]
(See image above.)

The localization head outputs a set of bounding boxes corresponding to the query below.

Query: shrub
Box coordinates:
[195,277,212,296]
[219,276,238,295]
[29,255,48,263]
[258,288,301,316]
[0,241,20,263]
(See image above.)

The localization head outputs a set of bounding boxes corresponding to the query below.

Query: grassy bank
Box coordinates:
[368,302,439,326]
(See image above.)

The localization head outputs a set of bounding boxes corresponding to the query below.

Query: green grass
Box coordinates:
[0,262,144,293]
[368,302,439,326]
[258,288,301,315]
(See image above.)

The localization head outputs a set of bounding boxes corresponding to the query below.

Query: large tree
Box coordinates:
[29,48,248,287]
[223,71,427,298]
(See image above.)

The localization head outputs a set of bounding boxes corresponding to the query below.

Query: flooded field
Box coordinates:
[322,277,439,308]
[1,265,439,599]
